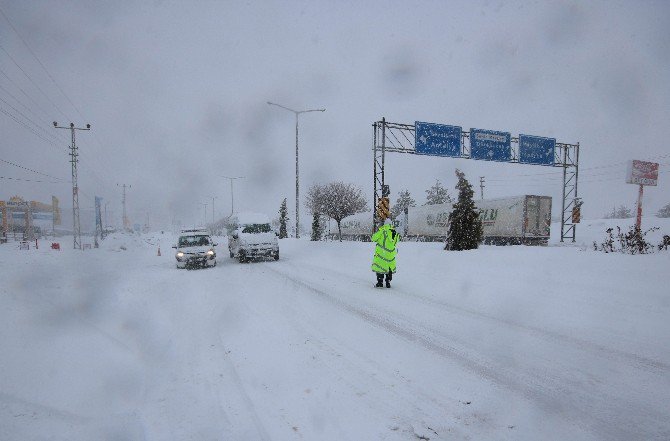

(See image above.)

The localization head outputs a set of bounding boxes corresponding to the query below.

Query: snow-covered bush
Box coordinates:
[593,226,659,254]
[657,203,670,218]
[659,235,670,251]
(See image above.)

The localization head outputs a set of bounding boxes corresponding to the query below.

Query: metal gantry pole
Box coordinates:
[54,121,90,249]
[372,121,378,233]
[560,146,568,243]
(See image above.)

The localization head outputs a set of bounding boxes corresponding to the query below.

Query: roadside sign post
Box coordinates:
[626,160,660,229]
[635,184,643,229]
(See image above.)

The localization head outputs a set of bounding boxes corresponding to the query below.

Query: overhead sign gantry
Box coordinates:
[372,118,580,242]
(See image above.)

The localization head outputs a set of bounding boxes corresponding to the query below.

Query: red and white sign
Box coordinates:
[626,160,659,186]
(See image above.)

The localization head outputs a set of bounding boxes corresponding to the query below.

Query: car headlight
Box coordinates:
[206,250,215,256]
[176,251,184,258]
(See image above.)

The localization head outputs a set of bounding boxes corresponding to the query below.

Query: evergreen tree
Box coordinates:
[445,169,483,251]
[391,189,416,220]
[278,198,289,239]
[424,179,452,205]
[311,213,323,241]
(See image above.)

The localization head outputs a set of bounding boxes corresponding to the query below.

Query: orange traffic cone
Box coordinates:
[157,246,161,256]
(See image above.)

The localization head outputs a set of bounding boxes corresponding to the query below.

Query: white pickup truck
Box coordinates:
[227,212,279,262]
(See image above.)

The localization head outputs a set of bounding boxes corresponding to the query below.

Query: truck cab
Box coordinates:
[227,213,279,262]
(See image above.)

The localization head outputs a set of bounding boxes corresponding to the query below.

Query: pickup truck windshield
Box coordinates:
[241,223,272,234]
[179,235,210,247]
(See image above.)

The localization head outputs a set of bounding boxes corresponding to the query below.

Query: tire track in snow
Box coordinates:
[237,282,478,440]
[263,263,670,441]
[288,259,670,375]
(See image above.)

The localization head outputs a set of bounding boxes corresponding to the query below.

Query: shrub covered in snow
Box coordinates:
[593,226,662,254]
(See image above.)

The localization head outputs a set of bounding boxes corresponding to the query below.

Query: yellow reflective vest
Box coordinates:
[371,224,400,273]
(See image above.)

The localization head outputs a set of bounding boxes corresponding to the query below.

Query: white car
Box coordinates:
[173,230,218,269]
[227,213,279,263]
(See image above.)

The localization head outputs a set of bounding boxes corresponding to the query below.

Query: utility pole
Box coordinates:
[54,121,90,249]
[479,176,485,200]
[221,175,244,216]
[211,196,217,224]
[267,101,325,238]
[117,183,131,231]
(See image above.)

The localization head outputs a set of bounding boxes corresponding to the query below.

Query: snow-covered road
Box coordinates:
[2,224,670,440]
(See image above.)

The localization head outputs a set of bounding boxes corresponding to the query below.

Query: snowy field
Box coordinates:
[1,218,669,440]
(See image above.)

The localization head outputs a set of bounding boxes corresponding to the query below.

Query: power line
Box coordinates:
[0,7,113,195]
[0,94,66,146]
[486,154,669,185]
[0,103,62,148]
[0,5,85,121]
[0,82,70,144]
[0,175,69,184]
[0,67,69,142]
[0,157,67,181]
[0,43,71,121]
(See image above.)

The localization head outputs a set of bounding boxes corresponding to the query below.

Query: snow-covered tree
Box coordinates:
[445,169,482,251]
[310,213,324,241]
[391,189,416,220]
[424,179,452,205]
[656,203,670,218]
[605,205,634,219]
[278,198,289,239]
[306,181,367,242]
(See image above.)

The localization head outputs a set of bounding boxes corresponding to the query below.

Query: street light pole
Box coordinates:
[221,176,244,216]
[211,196,217,224]
[201,202,208,226]
[267,101,325,238]
[104,202,109,231]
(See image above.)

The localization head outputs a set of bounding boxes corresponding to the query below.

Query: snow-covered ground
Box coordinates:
[1,218,669,440]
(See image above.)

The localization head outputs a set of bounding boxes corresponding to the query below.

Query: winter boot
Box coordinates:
[375,274,384,288]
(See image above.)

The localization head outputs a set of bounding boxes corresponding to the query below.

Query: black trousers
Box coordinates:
[376,272,392,283]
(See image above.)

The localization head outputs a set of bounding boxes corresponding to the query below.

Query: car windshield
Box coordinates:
[241,223,272,234]
[178,235,210,247]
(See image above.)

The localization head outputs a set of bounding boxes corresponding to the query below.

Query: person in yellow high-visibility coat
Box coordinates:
[371,218,400,288]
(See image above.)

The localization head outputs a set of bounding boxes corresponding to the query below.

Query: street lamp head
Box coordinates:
[86,123,91,129]
[53,121,57,127]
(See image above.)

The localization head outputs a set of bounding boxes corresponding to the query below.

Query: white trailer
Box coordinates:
[476,195,552,245]
[328,195,552,245]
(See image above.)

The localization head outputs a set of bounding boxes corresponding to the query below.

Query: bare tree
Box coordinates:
[305,184,324,214]
[306,181,367,241]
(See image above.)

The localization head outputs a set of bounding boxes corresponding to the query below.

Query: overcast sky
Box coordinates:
[1,0,669,230]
